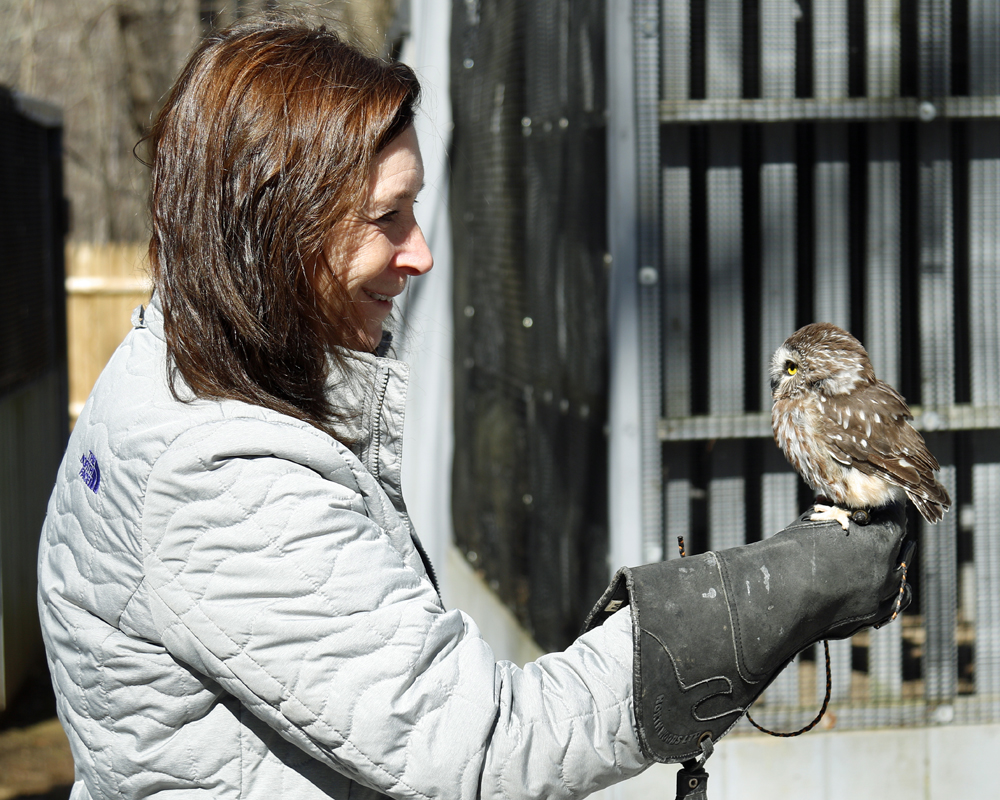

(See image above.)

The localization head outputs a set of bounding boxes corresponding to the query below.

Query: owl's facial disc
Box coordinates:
[769,344,801,397]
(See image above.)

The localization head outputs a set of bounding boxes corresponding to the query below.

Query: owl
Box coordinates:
[770,322,951,530]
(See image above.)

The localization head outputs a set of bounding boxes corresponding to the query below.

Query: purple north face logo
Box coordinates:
[79,450,101,493]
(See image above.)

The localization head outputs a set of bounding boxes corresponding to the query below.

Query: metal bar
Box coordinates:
[662,132,692,420]
[919,0,951,99]
[606,0,644,572]
[661,0,690,102]
[864,122,902,387]
[869,619,904,703]
[660,2,693,566]
[707,125,744,416]
[969,0,1000,96]
[706,0,742,99]
[664,444,692,562]
[759,124,797,410]
[814,0,849,99]
[922,459,959,703]
[635,0,665,565]
[761,0,796,99]
[864,120,904,708]
[866,0,900,98]
[967,14,1000,699]
[709,441,746,551]
[972,453,1000,697]
[968,127,1000,407]
[813,123,850,329]
[918,128,955,411]
[658,403,1000,441]
[658,95,1000,123]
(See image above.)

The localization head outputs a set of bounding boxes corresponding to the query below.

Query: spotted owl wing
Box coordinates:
[823,383,951,520]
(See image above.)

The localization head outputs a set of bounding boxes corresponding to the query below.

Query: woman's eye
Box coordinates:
[376,210,399,224]
[786,362,797,376]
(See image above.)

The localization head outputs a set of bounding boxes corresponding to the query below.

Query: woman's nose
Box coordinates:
[397,223,434,275]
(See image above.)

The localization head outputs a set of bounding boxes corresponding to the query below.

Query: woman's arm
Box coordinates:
[139,417,648,800]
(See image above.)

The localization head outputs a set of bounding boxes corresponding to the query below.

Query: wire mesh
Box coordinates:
[652,0,1000,732]
[449,0,610,650]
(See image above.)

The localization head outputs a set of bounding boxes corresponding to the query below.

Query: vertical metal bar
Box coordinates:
[814,0,849,98]
[918,0,958,709]
[968,5,1000,703]
[704,2,744,556]
[972,454,1000,697]
[814,0,850,344]
[864,123,902,387]
[866,0,901,97]
[665,458,692,561]
[661,0,691,102]
[968,126,1000,405]
[759,124,797,410]
[662,126,693,559]
[635,0,664,565]
[663,127,691,420]
[813,124,850,330]
[709,442,746,552]
[707,126,744,416]
[918,3,955,410]
[761,0,797,99]
[867,130,906,720]
[969,0,1000,97]
[706,166,746,548]
[869,622,903,705]
[967,122,1000,703]
[606,0,644,572]
[707,0,743,99]
[757,0,798,413]
[919,0,952,99]
[923,460,959,704]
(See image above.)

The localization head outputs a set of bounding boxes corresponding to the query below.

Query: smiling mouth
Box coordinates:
[364,290,393,302]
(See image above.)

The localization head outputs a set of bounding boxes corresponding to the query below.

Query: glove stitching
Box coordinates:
[715,554,769,686]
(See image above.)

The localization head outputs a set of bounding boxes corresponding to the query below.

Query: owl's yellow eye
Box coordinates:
[786,362,797,376]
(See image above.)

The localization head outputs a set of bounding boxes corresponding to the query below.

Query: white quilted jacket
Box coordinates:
[38,297,647,799]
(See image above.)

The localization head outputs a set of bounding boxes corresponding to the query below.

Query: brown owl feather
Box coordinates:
[770,322,950,528]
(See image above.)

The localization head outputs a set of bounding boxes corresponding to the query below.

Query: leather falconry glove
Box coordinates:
[583,502,911,764]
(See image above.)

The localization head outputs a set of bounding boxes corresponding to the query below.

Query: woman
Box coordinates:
[39,17,910,800]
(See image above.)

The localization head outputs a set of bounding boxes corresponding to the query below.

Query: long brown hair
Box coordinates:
[146,17,419,433]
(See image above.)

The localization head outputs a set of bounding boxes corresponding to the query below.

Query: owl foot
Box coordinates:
[811,503,852,531]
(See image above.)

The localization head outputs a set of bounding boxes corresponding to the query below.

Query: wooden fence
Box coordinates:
[65,243,152,425]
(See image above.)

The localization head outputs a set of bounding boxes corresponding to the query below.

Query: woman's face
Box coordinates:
[324,125,433,351]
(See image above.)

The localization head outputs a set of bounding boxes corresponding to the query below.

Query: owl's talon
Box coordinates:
[811,503,852,531]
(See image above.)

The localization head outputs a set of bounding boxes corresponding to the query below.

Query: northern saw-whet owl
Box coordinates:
[770,322,951,530]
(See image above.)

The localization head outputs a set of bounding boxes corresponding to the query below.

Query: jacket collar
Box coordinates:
[135,294,410,511]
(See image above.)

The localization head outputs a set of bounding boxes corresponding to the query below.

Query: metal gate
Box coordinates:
[614,0,1000,732]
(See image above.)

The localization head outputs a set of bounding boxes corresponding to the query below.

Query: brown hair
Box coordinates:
[146,16,419,433]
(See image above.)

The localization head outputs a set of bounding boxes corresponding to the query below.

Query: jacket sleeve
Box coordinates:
[139,418,648,800]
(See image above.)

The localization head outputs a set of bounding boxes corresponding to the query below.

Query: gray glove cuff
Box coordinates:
[583,503,910,763]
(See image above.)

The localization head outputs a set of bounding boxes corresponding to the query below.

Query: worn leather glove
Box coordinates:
[583,502,911,764]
